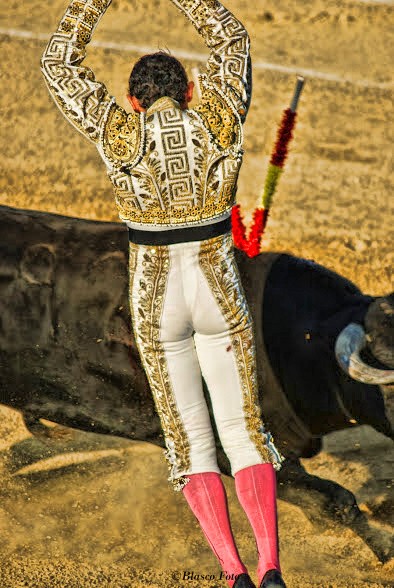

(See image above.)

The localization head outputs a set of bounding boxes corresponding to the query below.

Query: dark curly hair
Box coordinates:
[128,52,188,110]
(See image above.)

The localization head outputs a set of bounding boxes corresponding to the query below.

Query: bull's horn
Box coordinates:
[335,323,394,385]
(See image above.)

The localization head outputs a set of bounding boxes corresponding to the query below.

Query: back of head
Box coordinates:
[128,52,188,110]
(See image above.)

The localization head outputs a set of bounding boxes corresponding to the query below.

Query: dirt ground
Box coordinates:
[0,0,393,586]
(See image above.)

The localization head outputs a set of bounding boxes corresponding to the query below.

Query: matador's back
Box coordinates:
[41,0,252,230]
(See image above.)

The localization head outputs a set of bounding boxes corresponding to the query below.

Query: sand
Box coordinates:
[0,0,393,586]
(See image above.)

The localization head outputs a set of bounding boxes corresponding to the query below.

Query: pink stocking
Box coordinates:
[182,472,248,587]
[234,464,280,585]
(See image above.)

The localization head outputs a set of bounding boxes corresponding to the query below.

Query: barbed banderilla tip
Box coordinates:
[290,76,306,113]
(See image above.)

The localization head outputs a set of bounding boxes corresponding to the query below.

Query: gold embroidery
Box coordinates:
[158,107,192,206]
[41,0,113,143]
[128,243,191,489]
[116,199,232,226]
[174,0,220,29]
[91,0,108,10]
[59,18,75,34]
[102,104,143,167]
[84,7,98,28]
[195,86,240,150]
[76,24,91,44]
[110,101,241,226]
[68,2,84,17]
[198,234,283,470]
[111,104,242,226]
[146,96,181,114]
[42,0,248,226]
[171,0,251,116]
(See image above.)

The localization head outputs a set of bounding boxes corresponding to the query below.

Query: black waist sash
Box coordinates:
[127,217,232,246]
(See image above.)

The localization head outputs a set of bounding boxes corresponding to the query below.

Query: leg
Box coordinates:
[128,241,219,486]
[235,464,283,587]
[277,456,393,564]
[182,472,249,587]
[194,234,282,472]
[128,242,249,586]
[194,234,285,587]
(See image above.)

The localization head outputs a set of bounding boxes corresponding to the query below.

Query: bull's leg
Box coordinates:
[5,412,132,476]
[277,456,393,563]
[277,455,360,523]
[22,413,73,441]
[3,414,60,473]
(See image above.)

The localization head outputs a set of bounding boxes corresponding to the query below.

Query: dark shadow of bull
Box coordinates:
[0,204,393,562]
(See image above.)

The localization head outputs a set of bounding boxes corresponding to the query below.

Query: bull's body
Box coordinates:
[261,253,391,448]
[0,204,392,561]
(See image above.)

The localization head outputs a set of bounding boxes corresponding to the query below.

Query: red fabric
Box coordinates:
[182,472,247,587]
[246,208,268,258]
[232,108,297,257]
[234,464,281,585]
[231,205,268,258]
[231,204,248,252]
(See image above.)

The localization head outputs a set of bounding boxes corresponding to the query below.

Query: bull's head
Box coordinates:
[335,294,394,385]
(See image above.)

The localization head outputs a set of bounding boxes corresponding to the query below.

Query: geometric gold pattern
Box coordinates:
[41,0,252,229]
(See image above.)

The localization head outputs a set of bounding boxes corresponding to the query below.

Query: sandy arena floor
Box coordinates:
[0,0,393,586]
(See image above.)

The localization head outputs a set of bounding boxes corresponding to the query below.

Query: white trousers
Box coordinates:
[128,232,282,491]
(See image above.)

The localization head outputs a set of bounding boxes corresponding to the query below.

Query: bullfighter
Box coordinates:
[41,1,285,586]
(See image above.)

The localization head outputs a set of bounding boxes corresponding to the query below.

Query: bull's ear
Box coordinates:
[335,323,394,385]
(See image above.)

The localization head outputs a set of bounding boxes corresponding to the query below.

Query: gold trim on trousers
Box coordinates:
[128,233,283,491]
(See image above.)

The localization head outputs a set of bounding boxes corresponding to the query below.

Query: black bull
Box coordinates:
[0,204,392,562]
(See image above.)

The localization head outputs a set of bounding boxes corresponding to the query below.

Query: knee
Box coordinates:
[215,417,282,475]
[215,417,254,459]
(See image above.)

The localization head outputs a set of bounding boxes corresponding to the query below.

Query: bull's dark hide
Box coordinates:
[0,204,313,459]
[0,204,392,562]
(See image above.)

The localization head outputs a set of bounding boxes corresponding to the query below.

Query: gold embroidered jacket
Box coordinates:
[41,0,252,228]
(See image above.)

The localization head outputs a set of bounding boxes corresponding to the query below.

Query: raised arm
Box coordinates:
[40,0,114,144]
[170,0,252,119]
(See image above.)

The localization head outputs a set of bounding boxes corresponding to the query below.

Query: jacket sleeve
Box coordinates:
[40,0,114,144]
[170,0,252,119]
